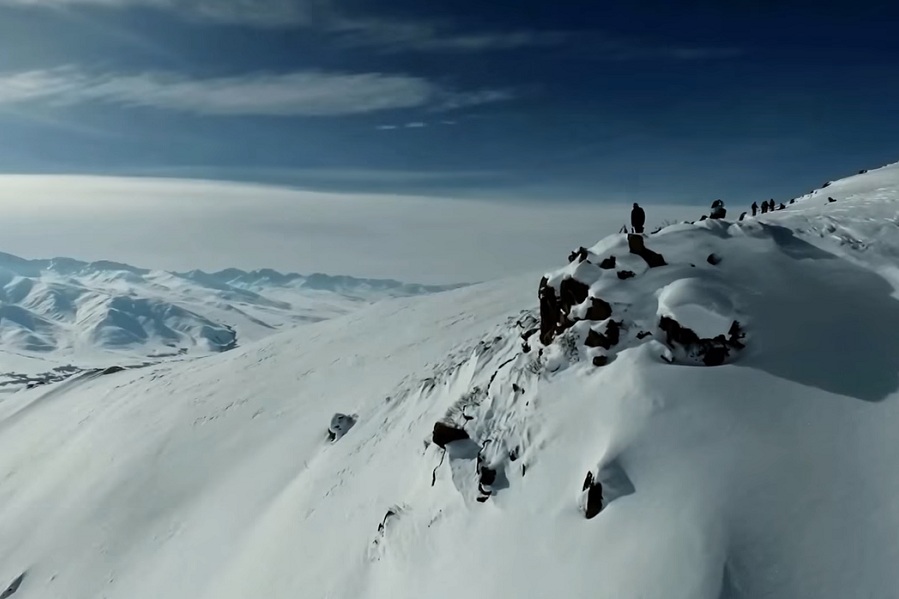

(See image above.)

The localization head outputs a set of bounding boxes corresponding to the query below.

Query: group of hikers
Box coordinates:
[628,196,793,234]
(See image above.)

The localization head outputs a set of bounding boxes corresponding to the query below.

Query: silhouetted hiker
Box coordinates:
[631,203,646,234]
[761,201,769,214]
[710,199,726,220]
[751,202,758,216]
[768,199,776,212]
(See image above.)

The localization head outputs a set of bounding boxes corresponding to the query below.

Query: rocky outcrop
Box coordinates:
[539,274,616,346]
[599,256,617,270]
[538,277,561,346]
[707,253,722,266]
[627,234,667,268]
[617,270,635,280]
[582,472,603,519]
[568,247,590,263]
[432,422,469,448]
[658,316,746,366]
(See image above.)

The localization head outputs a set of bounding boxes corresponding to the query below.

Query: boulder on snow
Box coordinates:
[559,277,590,313]
[568,247,589,263]
[328,413,356,441]
[592,355,608,367]
[582,471,604,519]
[627,234,667,268]
[636,331,653,340]
[102,365,126,375]
[828,197,837,203]
[778,203,786,210]
[1,573,25,599]
[859,169,869,174]
[599,256,617,270]
[617,270,635,280]
[584,297,612,321]
[432,422,469,448]
[790,198,796,204]
[707,253,722,266]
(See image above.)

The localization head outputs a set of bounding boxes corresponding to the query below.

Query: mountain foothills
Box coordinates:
[0,251,458,378]
[1,163,899,599]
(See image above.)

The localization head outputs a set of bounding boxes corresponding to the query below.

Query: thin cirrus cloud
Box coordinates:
[0,0,312,26]
[0,67,514,116]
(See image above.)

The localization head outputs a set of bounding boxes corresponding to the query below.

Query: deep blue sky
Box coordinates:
[0,0,897,204]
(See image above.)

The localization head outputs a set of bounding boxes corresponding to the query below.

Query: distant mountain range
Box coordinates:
[0,251,463,370]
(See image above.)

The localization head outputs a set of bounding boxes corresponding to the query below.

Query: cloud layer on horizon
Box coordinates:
[0,175,698,284]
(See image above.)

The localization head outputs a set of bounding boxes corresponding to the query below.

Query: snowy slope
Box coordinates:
[1,164,899,599]
[0,252,458,374]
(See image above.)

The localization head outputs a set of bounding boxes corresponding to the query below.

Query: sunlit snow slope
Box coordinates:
[1,163,899,599]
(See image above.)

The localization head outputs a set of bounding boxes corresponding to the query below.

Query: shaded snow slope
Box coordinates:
[1,164,899,599]
[0,252,459,371]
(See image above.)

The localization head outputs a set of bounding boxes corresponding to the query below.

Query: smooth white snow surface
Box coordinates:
[1,163,899,599]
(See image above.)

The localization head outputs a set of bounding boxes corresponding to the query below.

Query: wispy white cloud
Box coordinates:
[0,66,514,116]
[0,0,311,26]
[404,122,426,128]
[328,18,570,53]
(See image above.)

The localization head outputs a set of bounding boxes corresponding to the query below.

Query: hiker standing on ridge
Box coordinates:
[631,202,646,234]
[751,201,758,217]
[761,201,769,214]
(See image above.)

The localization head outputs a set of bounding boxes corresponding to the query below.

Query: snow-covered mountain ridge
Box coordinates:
[1,163,899,599]
[0,251,461,374]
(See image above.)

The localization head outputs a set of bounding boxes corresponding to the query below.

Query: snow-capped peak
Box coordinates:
[1,162,899,599]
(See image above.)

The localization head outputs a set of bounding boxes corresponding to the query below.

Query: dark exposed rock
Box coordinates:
[789,198,796,204]
[699,215,708,221]
[828,197,837,203]
[658,316,746,366]
[582,471,604,519]
[584,297,612,321]
[477,455,497,502]
[538,277,560,346]
[102,365,126,375]
[738,211,746,221]
[599,256,617,269]
[778,203,786,210]
[432,422,469,448]
[617,270,635,280]
[627,234,667,268]
[559,277,590,313]
[636,331,652,340]
[822,181,832,188]
[707,253,722,266]
[328,413,356,442]
[605,320,621,346]
[1,573,25,599]
[568,246,589,263]
[584,329,605,348]
[592,355,608,367]
[859,169,869,174]
[378,509,396,533]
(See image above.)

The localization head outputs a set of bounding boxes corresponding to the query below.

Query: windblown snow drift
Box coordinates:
[1,163,899,599]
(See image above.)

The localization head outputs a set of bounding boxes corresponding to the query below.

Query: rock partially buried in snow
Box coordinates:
[328,413,356,441]
[0,573,25,599]
[582,471,603,519]
[432,422,469,448]
[599,256,617,270]
[627,234,667,268]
